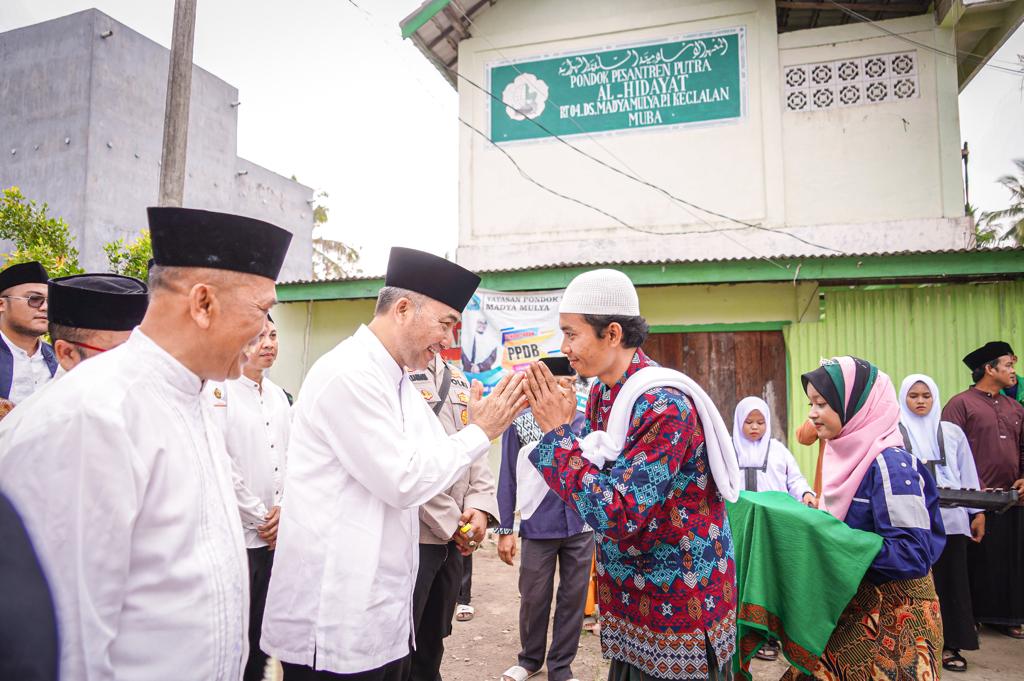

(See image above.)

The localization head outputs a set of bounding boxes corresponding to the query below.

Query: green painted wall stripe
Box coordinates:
[400,0,452,39]
[278,250,1024,302]
[650,321,788,333]
[783,280,1024,481]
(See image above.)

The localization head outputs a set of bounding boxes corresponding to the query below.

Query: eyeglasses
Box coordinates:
[1,294,47,309]
[68,340,109,354]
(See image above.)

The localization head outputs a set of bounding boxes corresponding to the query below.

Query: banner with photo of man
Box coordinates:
[460,289,566,395]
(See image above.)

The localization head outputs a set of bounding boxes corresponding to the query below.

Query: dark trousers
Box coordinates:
[457,553,473,606]
[283,656,411,681]
[518,532,593,681]
[933,534,978,650]
[409,543,464,681]
[968,507,1024,626]
[245,547,274,681]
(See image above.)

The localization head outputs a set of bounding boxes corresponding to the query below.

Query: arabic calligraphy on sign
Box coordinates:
[556,38,730,77]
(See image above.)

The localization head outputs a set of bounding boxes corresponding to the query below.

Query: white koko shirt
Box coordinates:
[207,374,291,548]
[261,325,490,674]
[0,329,248,681]
[1,330,53,404]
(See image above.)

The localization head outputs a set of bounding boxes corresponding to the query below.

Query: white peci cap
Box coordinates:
[558,269,640,316]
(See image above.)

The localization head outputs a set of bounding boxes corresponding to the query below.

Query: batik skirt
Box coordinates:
[781,574,942,681]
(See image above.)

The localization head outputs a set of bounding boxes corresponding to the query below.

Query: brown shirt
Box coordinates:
[942,387,1024,489]
[407,355,499,544]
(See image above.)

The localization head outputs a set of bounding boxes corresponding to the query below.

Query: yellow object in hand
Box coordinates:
[459,523,473,535]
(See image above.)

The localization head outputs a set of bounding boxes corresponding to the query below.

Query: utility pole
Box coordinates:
[158,0,198,207]
[962,141,970,212]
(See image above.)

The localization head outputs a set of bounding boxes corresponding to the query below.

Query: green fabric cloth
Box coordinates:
[726,491,883,679]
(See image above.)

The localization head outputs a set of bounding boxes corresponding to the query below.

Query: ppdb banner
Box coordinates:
[459,288,565,394]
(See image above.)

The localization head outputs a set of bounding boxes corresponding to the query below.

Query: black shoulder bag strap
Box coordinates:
[432,363,453,416]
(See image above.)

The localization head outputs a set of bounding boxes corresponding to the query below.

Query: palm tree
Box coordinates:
[306,189,361,279]
[979,159,1024,247]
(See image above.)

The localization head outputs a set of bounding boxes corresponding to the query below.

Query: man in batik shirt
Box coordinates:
[522,269,737,681]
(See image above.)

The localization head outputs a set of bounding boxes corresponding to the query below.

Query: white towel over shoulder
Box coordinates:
[516,366,741,519]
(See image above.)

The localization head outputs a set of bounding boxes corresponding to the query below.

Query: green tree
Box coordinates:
[978,158,1024,247]
[310,190,360,279]
[0,186,83,276]
[104,230,153,281]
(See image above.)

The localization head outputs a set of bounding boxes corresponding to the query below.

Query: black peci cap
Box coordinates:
[963,341,1015,370]
[0,261,48,294]
[147,207,292,280]
[384,247,481,312]
[48,274,149,331]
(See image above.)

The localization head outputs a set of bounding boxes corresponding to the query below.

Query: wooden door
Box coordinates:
[644,330,788,441]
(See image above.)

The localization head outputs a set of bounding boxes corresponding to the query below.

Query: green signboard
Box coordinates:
[488,28,746,143]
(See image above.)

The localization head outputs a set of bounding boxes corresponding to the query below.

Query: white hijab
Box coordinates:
[898,373,942,461]
[732,396,771,468]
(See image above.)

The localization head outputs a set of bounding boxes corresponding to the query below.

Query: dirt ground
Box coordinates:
[440,534,1023,681]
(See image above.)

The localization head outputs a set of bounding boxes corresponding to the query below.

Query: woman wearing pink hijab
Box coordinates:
[783,356,946,681]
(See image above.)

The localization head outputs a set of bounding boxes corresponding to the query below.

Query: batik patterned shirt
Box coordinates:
[530,350,736,679]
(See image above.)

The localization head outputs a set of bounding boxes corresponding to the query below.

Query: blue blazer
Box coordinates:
[0,339,58,400]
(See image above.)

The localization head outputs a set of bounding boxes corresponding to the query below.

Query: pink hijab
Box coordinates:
[802,356,905,520]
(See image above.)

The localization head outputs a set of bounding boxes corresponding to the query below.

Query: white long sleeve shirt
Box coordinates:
[1,330,53,403]
[206,375,291,548]
[737,437,813,500]
[0,329,247,681]
[926,421,983,537]
[261,325,491,674]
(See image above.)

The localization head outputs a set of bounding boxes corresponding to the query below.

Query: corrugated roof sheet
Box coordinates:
[280,245,1024,286]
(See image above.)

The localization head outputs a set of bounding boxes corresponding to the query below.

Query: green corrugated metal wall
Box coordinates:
[784,281,1024,477]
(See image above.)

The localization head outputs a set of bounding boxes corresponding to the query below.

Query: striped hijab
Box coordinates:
[801,356,905,520]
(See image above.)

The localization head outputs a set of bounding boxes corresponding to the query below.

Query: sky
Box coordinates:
[1,1,1022,275]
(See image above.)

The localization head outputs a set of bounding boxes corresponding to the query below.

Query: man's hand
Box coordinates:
[452,508,488,557]
[1013,478,1024,505]
[497,534,517,566]
[0,398,15,420]
[523,361,577,432]
[258,505,281,550]
[801,492,817,508]
[970,513,986,543]
[468,372,528,440]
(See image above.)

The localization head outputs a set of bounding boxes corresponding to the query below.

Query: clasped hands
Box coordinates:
[521,362,578,433]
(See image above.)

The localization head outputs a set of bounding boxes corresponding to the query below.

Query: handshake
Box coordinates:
[467,362,579,440]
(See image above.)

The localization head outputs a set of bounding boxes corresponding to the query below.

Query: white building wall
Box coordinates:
[454,0,969,271]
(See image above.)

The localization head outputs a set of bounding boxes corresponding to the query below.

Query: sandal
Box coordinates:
[500,665,540,681]
[1000,625,1024,639]
[454,604,474,622]
[942,649,967,672]
[754,641,779,661]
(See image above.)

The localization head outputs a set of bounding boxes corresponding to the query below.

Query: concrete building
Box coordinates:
[261,1,1023,479]
[401,0,1022,270]
[0,9,313,281]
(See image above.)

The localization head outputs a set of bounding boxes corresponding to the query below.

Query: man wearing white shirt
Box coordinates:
[262,247,527,681]
[0,273,149,447]
[0,262,58,407]
[0,207,292,681]
[208,316,291,681]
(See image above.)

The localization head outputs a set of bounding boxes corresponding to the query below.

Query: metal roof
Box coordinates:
[399,0,1021,92]
[280,245,1024,286]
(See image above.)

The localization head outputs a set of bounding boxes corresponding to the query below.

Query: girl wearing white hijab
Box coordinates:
[898,373,984,673]
[732,396,815,505]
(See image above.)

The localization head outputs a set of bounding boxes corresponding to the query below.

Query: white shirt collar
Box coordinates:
[0,329,41,359]
[129,328,204,396]
[355,325,404,389]
[238,374,263,392]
